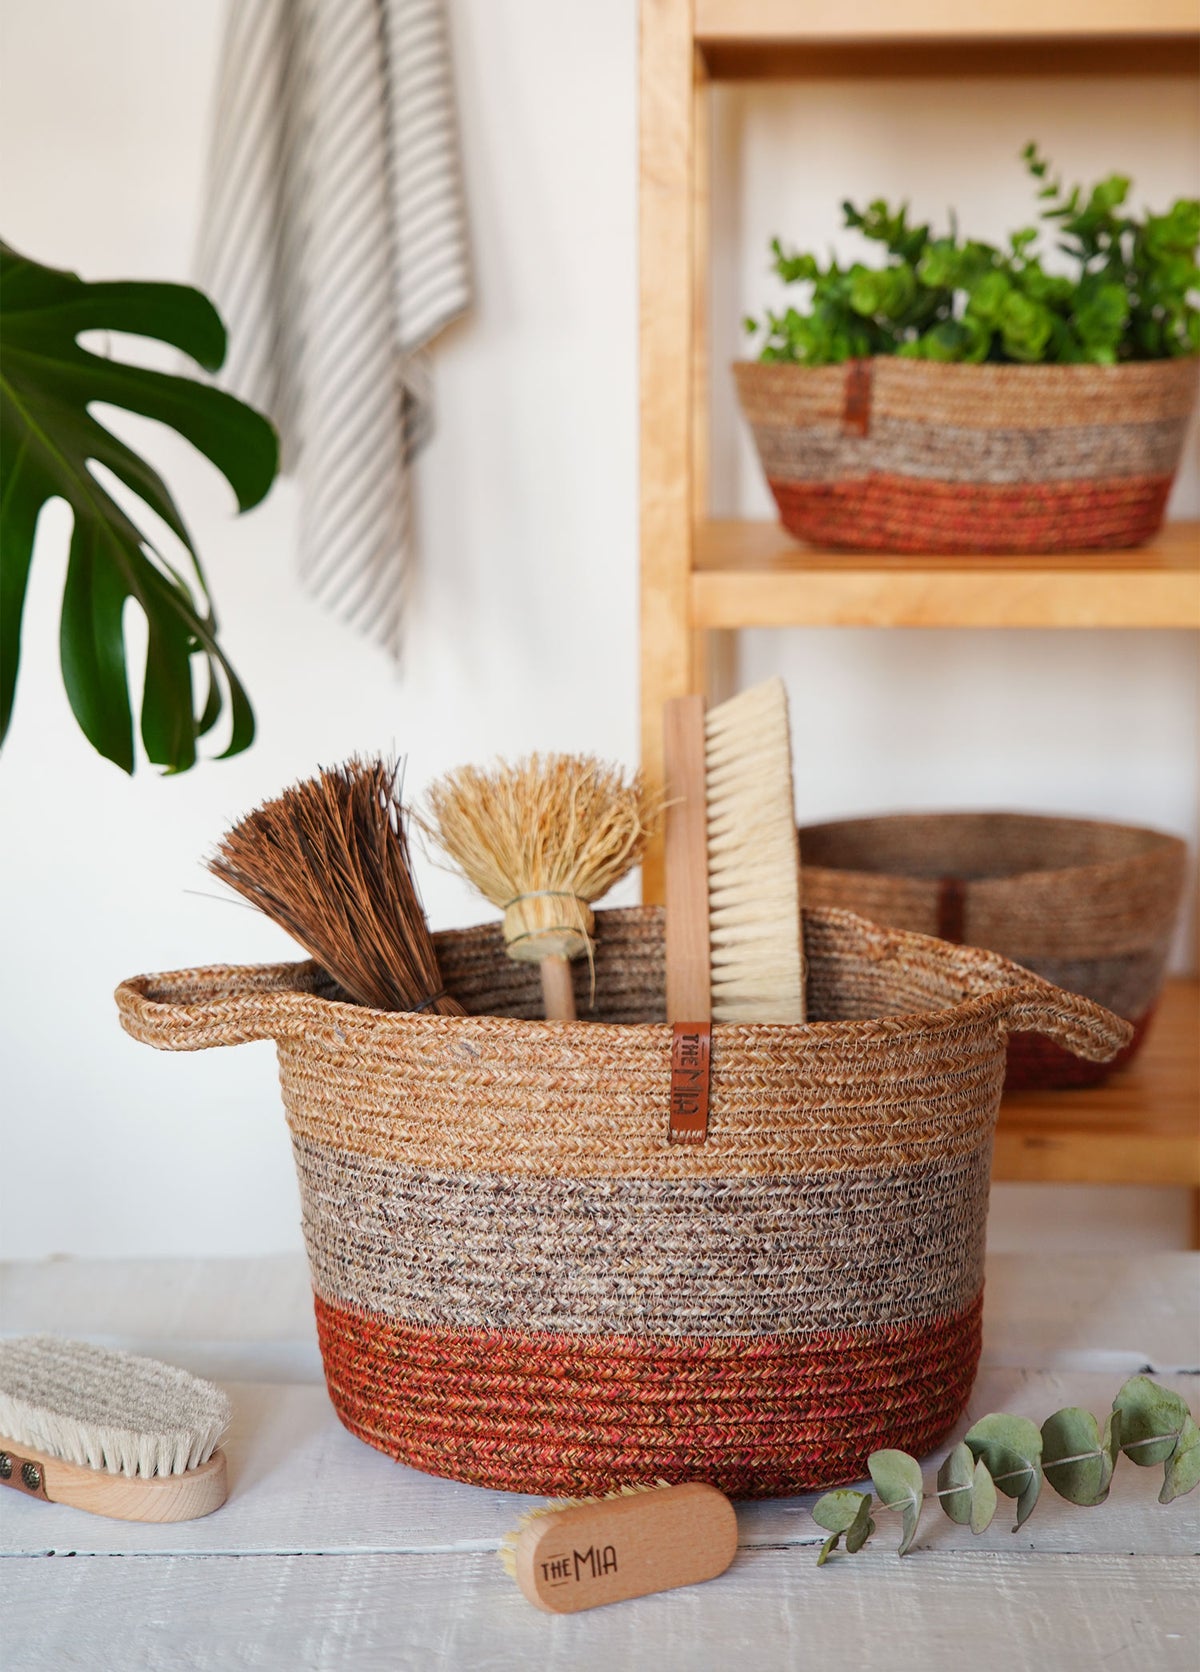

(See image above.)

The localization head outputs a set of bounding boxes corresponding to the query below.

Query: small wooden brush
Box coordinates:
[209,756,462,1016]
[420,753,654,1021]
[0,1337,230,1524]
[500,1481,737,1613]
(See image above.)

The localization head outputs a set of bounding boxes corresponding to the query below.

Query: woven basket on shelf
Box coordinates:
[799,814,1187,1092]
[116,905,1129,1500]
[733,357,1199,553]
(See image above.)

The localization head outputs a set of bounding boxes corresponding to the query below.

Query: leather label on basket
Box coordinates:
[669,1022,711,1144]
[841,359,873,437]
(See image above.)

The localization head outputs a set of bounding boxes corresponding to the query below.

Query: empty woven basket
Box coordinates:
[116,906,1129,1499]
[734,357,1199,553]
[799,813,1187,1091]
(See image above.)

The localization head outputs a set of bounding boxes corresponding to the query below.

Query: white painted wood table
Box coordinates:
[2,1253,1197,1672]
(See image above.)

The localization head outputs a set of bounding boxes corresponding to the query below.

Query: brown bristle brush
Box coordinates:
[500,1481,738,1613]
[209,756,463,1016]
[0,1337,230,1524]
[419,753,656,1021]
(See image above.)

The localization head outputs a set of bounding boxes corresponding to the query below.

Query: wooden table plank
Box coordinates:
[2,1253,1196,1671]
[3,1550,1195,1672]
[2,1369,1196,1560]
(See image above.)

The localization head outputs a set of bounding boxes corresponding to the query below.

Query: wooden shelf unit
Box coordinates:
[637,0,1200,1214]
[994,980,1200,1188]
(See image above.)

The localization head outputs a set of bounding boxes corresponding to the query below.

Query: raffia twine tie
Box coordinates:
[502,891,595,965]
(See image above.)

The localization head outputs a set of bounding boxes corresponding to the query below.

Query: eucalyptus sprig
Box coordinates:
[746,145,1200,368]
[812,1375,1199,1564]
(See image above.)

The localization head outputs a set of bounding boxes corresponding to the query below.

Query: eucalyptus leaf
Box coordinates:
[868,1449,924,1556]
[1160,1413,1200,1505]
[1042,1407,1114,1506]
[936,1441,975,1525]
[811,1488,872,1535]
[811,1489,875,1564]
[1114,1376,1189,1468]
[966,1413,1043,1530]
[969,1457,998,1535]
[845,1497,876,1555]
[935,1441,998,1534]
[0,241,278,773]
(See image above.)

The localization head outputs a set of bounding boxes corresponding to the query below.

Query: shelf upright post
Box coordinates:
[640,0,701,902]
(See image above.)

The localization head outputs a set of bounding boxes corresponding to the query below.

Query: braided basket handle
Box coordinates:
[997,975,1134,1064]
[115,962,332,1051]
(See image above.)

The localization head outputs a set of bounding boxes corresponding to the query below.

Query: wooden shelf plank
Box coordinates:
[691,518,1200,628]
[695,0,1198,42]
[693,1,1197,77]
[993,979,1200,1187]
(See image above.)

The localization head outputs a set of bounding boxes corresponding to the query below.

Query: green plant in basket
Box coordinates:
[746,145,1200,368]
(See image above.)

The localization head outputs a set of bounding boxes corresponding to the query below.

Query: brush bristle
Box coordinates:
[420,754,655,959]
[0,1337,231,1479]
[209,756,462,1016]
[497,1480,672,1575]
[704,678,804,1023]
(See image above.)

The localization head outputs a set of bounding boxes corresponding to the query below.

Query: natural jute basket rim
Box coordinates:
[115,905,1131,1063]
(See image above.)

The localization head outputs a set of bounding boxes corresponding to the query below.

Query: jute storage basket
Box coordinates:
[733,357,1199,553]
[116,905,1129,1500]
[799,815,1187,1091]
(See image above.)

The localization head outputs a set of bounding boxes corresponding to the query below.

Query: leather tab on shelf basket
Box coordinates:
[841,359,873,437]
[936,876,966,944]
[669,1022,711,1144]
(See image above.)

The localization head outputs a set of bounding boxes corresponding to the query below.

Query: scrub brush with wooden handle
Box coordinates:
[209,756,463,1016]
[420,753,654,1021]
[0,1336,230,1523]
[500,1481,737,1613]
[664,678,804,1140]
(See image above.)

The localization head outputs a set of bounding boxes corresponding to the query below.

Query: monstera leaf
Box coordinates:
[0,241,278,773]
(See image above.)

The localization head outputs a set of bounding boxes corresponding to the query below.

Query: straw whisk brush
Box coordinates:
[209,757,463,1015]
[420,753,655,1020]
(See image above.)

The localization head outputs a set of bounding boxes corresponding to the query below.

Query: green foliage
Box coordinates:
[810,1375,1196,1563]
[746,145,1199,368]
[0,242,279,774]
[936,1440,997,1534]
[965,1413,1043,1530]
[811,1488,875,1565]
[868,1450,924,1555]
[1042,1407,1120,1507]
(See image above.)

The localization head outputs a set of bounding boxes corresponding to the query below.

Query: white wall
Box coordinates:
[0,3,1195,1259]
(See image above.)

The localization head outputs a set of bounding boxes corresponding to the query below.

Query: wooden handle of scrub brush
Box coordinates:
[0,1435,228,1524]
[663,694,712,1025]
[539,955,577,1021]
[511,1482,737,1613]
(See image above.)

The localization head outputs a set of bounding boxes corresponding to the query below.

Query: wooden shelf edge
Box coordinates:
[691,519,1200,629]
[694,0,1199,44]
[698,37,1197,80]
[993,979,1200,1188]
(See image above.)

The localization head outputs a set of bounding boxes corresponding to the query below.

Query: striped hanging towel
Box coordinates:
[195,0,471,654]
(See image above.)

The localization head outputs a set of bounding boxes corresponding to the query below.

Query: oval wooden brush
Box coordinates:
[209,756,463,1015]
[0,1337,230,1524]
[420,753,654,1020]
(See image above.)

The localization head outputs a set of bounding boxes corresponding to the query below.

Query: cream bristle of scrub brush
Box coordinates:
[0,1336,231,1523]
[420,753,656,1021]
